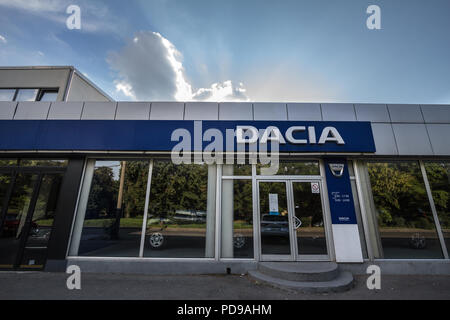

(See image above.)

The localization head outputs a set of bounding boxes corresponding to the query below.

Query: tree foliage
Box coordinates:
[368,162,442,230]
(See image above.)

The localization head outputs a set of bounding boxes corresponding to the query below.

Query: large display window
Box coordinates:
[76,160,149,257]
[221,174,254,259]
[367,161,444,259]
[143,160,215,258]
[69,159,216,259]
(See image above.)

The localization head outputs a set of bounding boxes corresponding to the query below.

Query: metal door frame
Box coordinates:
[0,167,66,270]
[256,177,331,261]
[256,179,294,261]
[290,179,331,261]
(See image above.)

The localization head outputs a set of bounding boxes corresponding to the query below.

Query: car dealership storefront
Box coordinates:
[0,102,449,273]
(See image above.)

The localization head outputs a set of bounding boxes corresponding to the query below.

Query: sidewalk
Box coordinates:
[0,272,449,300]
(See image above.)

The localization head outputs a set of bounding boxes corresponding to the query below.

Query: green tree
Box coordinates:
[368,162,434,229]
[87,166,118,218]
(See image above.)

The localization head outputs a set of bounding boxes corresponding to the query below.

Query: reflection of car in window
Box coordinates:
[409,232,427,249]
[2,214,44,239]
[173,210,206,223]
[260,214,290,238]
[146,209,207,249]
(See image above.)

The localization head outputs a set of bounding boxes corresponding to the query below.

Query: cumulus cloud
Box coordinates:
[192,81,249,102]
[108,31,249,102]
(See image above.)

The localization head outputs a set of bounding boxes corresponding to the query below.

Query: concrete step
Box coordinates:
[248,269,354,293]
[258,262,339,282]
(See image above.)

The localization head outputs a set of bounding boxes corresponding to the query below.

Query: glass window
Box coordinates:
[367,161,444,259]
[424,162,450,256]
[77,160,149,257]
[143,161,215,258]
[0,173,12,224]
[221,180,253,258]
[15,89,38,101]
[38,90,58,102]
[19,174,63,269]
[257,161,320,176]
[0,89,15,101]
[0,174,38,268]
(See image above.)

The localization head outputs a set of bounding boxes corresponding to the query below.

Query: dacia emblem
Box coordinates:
[329,163,345,177]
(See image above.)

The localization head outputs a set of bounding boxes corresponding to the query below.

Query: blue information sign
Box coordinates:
[324,159,358,225]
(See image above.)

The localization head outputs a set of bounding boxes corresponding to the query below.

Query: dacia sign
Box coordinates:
[236,125,345,145]
[0,120,375,153]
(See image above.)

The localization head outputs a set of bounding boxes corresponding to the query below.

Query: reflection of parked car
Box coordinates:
[173,210,206,223]
[233,234,246,249]
[260,214,289,237]
[146,210,207,249]
[2,214,39,237]
[409,232,426,249]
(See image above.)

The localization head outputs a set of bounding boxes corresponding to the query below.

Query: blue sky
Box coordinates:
[0,0,449,103]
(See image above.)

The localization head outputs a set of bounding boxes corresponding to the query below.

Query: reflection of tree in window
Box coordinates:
[233,180,252,226]
[368,162,433,229]
[149,162,208,221]
[368,161,444,259]
[122,161,149,218]
[87,166,118,219]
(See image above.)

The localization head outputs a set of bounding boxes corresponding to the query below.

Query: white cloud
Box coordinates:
[108,31,249,102]
[114,80,136,100]
[192,81,249,102]
[0,35,6,44]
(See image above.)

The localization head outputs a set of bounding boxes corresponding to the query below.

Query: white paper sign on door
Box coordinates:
[269,193,279,214]
[311,182,320,194]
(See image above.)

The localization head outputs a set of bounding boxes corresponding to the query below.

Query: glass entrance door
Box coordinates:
[0,172,63,270]
[292,181,328,259]
[257,179,329,261]
[258,181,293,260]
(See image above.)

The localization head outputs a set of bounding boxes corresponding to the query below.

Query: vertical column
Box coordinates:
[205,164,217,258]
[139,160,153,257]
[324,159,363,263]
[68,159,95,256]
[355,161,383,259]
[221,165,234,258]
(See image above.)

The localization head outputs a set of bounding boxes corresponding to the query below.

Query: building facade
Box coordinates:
[0,69,449,274]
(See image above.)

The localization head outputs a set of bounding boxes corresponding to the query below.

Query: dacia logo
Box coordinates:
[236,126,345,145]
[329,163,345,177]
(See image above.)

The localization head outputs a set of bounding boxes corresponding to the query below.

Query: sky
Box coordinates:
[0,0,449,104]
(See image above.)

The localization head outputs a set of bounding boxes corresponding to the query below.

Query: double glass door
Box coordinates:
[258,180,329,261]
[0,170,63,270]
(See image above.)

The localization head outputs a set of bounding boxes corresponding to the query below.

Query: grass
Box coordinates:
[77,217,253,229]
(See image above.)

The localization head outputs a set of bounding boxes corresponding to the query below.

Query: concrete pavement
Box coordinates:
[0,271,449,300]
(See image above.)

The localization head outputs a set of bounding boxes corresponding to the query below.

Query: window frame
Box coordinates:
[358,157,450,260]
[0,88,59,102]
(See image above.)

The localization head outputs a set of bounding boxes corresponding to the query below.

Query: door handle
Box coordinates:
[294,216,302,229]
